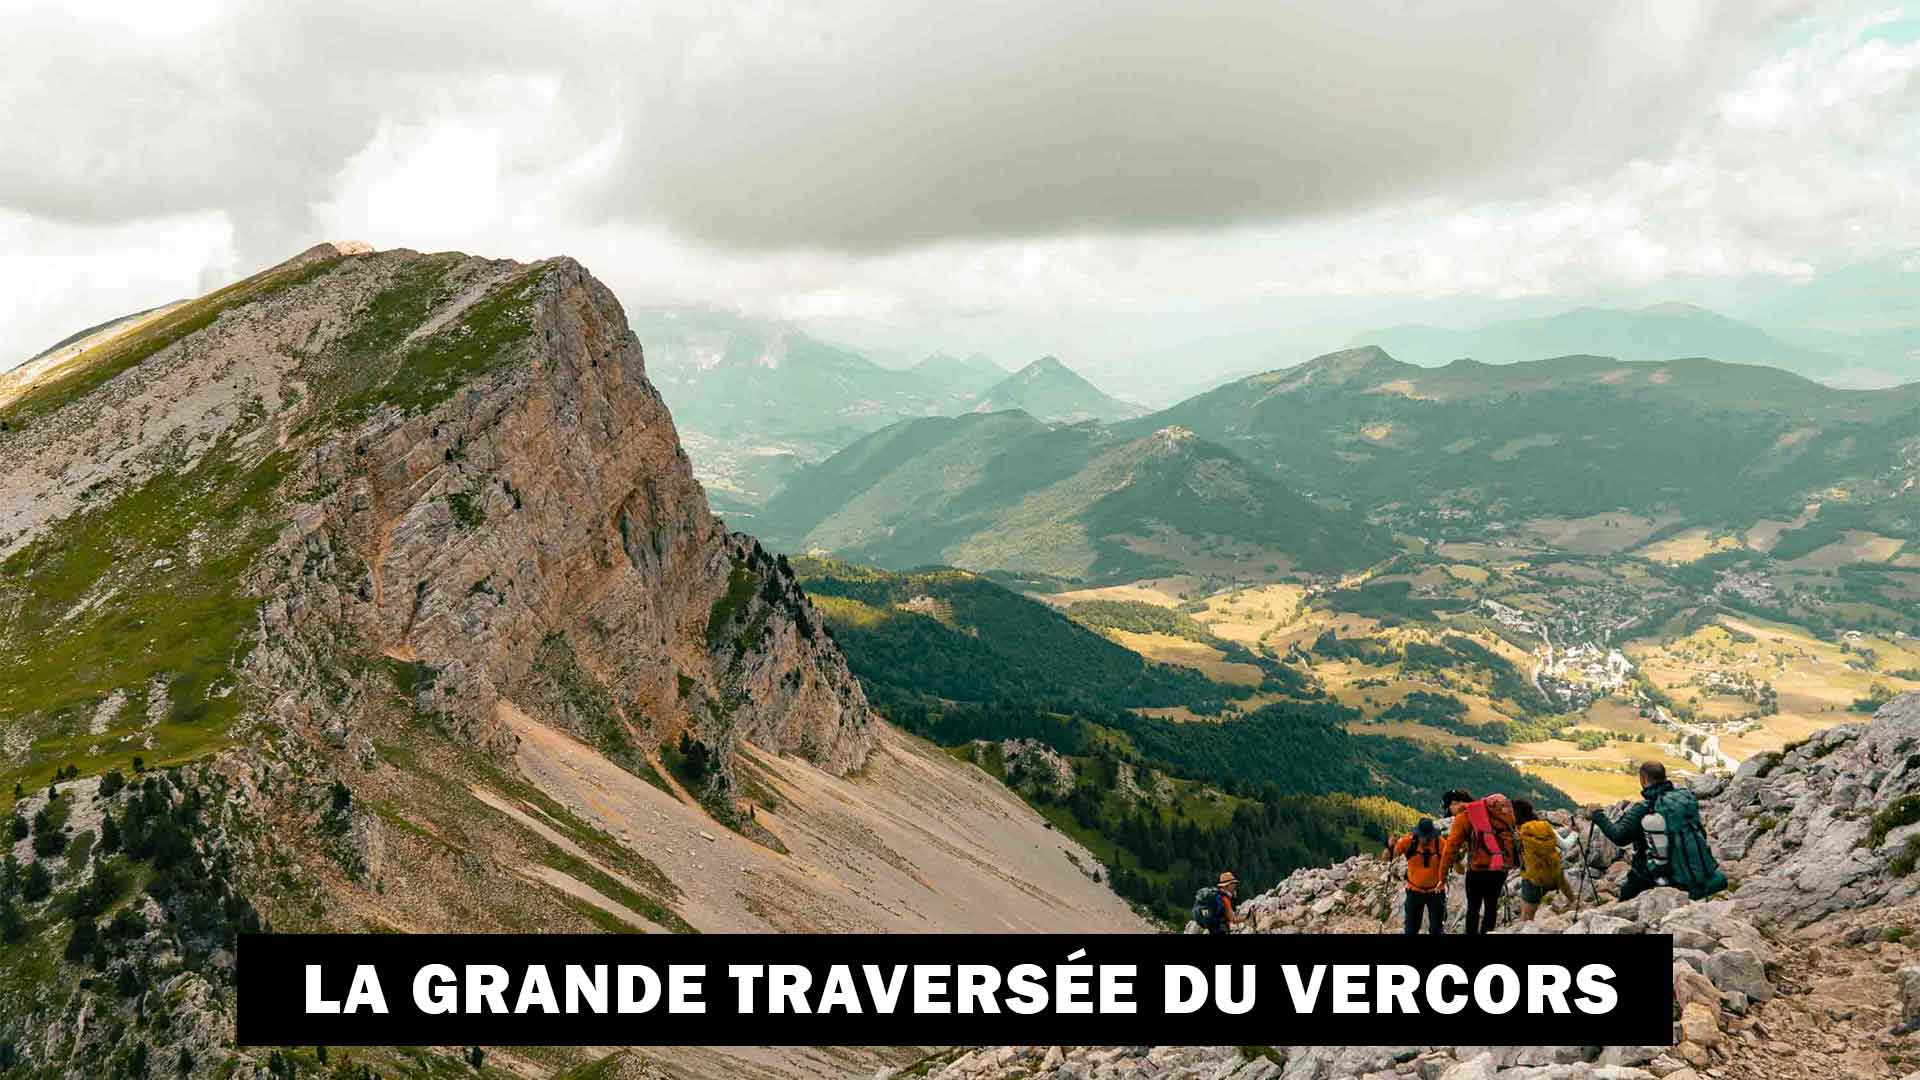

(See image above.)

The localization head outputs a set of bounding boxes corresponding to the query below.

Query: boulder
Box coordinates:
[1671,947,1710,975]
[1437,1052,1497,1080]
[1900,965,1920,1027]
[1673,962,1721,1014]
[1704,948,1772,1002]
[1596,1045,1662,1067]
[1678,1002,1722,1047]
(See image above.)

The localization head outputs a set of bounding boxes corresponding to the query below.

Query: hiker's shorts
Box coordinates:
[1518,879,1549,904]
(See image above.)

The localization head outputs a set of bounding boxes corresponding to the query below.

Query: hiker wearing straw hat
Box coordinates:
[1192,870,1247,935]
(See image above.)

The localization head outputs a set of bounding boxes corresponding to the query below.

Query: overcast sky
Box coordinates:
[2,0,1916,372]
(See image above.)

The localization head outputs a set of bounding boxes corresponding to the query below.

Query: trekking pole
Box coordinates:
[1573,819,1596,918]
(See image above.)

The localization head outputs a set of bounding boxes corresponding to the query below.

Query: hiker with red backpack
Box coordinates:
[1438,788,1515,935]
[1381,817,1451,934]
[1590,761,1729,902]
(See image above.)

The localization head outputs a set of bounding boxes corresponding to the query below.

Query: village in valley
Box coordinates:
[1036,507,1920,804]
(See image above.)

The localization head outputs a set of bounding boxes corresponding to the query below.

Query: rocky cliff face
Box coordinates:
[238,246,873,781]
[908,693,1920,1080]
[2,242,871,793]
[0,243,897,1078]
[1,244,1153,1080]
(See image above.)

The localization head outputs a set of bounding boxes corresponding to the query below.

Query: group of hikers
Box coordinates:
[1194,760,1728,935]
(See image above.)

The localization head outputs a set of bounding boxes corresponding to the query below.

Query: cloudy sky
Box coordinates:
[2,0,1916,376]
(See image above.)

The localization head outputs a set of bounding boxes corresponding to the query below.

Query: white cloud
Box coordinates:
[0,209,234,365]
[0,0,1915,367]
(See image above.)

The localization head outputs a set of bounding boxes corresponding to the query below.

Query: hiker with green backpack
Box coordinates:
[1192,870,1247,935]
[1590,761,1729,902]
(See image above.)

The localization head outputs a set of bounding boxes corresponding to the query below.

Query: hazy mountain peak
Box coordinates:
[971,354,1147,423]
[1637,300,1713,317]
[909,349,1006,393]
[1255,344,1407,390]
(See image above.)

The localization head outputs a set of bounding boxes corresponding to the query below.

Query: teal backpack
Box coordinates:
[1642,787,1728,900]
[1191,886,1223,929]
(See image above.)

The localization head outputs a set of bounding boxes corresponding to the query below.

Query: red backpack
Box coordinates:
[1463,794,1517,871]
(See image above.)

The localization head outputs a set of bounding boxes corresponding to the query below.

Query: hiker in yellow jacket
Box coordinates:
[1512,798,1576,921]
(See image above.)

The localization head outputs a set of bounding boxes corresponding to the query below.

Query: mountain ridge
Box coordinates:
[1139,344,1920,528]
[1349,300,1915,387]
[759,409,1390,580]
[970,354,1149,423]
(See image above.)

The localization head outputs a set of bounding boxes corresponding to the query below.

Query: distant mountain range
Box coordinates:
[742,340,1920,576]
[627,309,967,453]
[628,310,1145,503]
[636,305,1918,578]
[1144,345,1920,529]
[757,409,1390,581]
[1350,303,1917,389]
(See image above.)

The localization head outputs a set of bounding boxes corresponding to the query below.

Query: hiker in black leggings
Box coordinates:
[1462,866,1506,935]
[1439,788,1512,936]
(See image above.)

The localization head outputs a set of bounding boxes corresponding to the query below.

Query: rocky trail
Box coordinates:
[903,694,1920,1080]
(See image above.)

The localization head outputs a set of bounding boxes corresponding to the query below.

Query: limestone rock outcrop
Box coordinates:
[903,694,1920,1080]
[241,250,873,780]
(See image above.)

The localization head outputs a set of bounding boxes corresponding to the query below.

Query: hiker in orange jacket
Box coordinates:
[1438,788,1512,936]
[1382,817,1451,934]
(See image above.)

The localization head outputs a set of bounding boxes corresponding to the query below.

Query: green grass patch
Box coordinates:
[446,491,485,529]
[1869,795,1920,848]
[337,263,549,418]
[551,1053,626,1080]
[706,557,761,649]
[0,438,289,791]
[1892,838,1920,878]
[384,658,439,699]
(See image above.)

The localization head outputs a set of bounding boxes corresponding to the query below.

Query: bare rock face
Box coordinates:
[244,251,872,779]
[1703,694,1920,928]
[4,243,870,787]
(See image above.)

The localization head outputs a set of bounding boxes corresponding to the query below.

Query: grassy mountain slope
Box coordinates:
[792,556,1266,713]
[1145,346,1920,529]
[762,413,1391,580]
